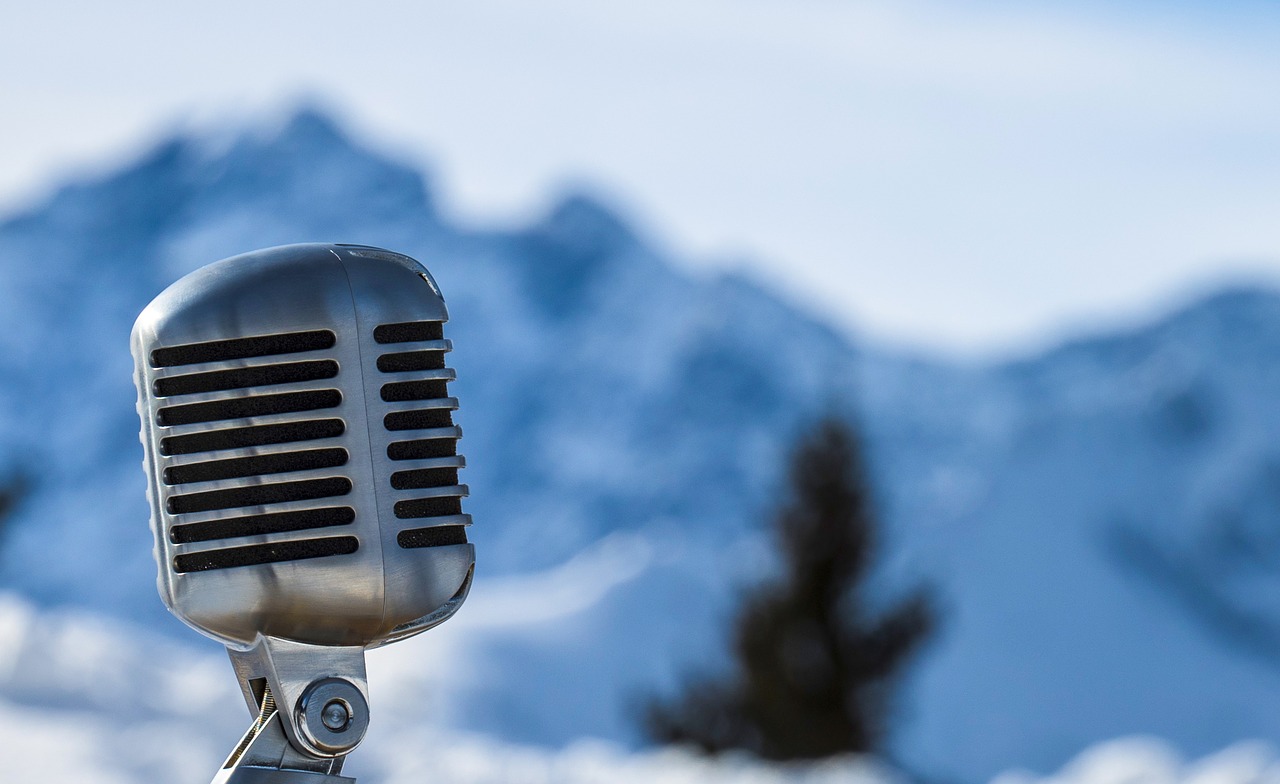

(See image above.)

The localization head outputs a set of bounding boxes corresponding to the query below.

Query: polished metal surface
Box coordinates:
[131,244,477,783]
[133,243,475,650]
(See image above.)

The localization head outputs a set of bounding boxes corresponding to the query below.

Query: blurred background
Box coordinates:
[3,1,1280,782]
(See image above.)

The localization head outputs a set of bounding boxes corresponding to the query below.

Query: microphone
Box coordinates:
[131,243,475,783]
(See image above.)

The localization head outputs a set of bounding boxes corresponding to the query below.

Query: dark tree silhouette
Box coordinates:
[0,473,24,540]
[645,417,935,760]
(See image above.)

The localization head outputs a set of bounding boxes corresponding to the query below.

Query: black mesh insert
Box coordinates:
[155,360,338,397]
[170,507,356,544]
[160,419,345,456]
[384,409,453,431]
[173,536,358,573]
[397,525,468,549]
[394,496,463,519]
[158,390,341,427]
[151,331,335,368]
[380,380,449,402]
[167,477,352,515]
[374,321,443,344]
[377,351,446,372]
[390,468,459,490]
[164,448,349,485]
[387,439,457,461]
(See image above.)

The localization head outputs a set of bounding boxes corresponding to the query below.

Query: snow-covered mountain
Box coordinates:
[2,108,1279,782]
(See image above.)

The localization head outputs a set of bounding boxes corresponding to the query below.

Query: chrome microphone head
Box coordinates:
[131,243,475,782]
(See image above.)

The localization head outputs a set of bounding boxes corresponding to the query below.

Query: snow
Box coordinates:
[995,739,1280,784]
[0,589,1272,784]
[0,588,899,784]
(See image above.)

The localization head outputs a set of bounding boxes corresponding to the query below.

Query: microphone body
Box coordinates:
[131,244,475,781]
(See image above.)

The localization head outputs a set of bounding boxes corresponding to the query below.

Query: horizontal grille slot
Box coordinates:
[167,477,353,515]
[158,390,341,427]
[394,497,463,519]
[384,409,453,431]
[173,536,359,574]
[398,525,468,549]
[164,448,349,485]
[155,360,338,398]
[170,507,356,544]
[161,419,345,456]
[390,468,459,490]
[151,330,336,368]
[377,351,446,373]
[388,438,457,461]
[376,319,465,525]
[375,321,443,344]
[381,380,449,402]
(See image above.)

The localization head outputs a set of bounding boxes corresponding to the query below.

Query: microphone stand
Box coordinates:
[212,636,370,784]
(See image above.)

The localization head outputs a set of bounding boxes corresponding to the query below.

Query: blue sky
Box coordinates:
[3,0,1279,356]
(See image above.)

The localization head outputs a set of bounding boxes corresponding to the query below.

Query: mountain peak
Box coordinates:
[505,192,646,318]
[1106,283,1280,359]
[538,192,637,254]
[998,282,1280,411]
[1169,284,1280,326]
[158,106,441,251]
[271,105,350,149]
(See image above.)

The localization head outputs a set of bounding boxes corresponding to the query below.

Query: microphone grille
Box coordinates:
[134,244,477,649]
[149,329,359,574]
[372,320,470,550]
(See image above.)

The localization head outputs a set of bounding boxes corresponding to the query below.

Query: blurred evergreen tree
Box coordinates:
[0,472,25,541]
[645,417,935,759]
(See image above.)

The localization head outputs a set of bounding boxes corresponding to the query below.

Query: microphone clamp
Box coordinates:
[215,636,369,783]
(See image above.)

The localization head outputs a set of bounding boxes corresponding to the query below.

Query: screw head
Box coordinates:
[296,678,369,755]
[322,700,350,731]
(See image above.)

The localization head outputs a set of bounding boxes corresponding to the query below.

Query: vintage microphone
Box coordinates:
[131,244,475,783]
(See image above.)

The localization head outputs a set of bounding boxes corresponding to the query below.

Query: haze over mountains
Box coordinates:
[0,109,1278,782]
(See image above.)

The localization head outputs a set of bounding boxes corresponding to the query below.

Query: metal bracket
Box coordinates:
[215,635,371,783]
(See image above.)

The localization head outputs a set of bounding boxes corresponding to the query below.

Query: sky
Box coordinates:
[3,0,1280,356]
